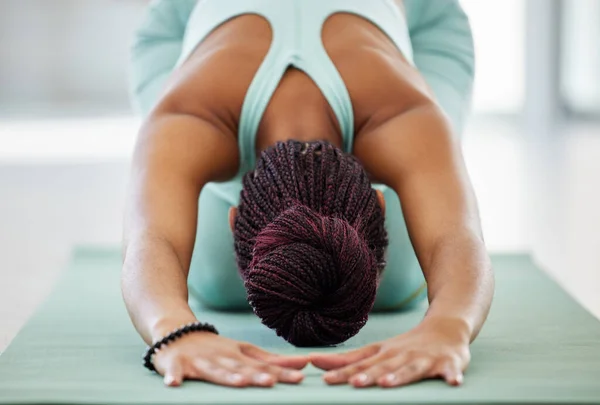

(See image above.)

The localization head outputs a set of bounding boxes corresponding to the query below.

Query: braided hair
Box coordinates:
[233,140,388,347]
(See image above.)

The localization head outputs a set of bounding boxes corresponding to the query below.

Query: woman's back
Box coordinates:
[155,0,433,167]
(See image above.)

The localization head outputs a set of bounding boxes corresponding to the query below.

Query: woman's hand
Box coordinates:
[310,319,471,388]
[152,332,309,387]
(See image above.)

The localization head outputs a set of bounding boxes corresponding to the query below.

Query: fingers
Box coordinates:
[213,356,276,387]
[161,357,184,387]
[154,349,304,388]
[374,355,464,389]
[322,355,383,385]
[154,352,246,388]
[444,371,464,387]
[434,357,465,387]
[190,357,278,387]
[153,351,184,387]
[241,356,305,385]
[241,344,310,370]
[320,351,466,389]
[376,357,434,388]
[190,355,304,387]
[310,345,381,371]
[189,358,251,387]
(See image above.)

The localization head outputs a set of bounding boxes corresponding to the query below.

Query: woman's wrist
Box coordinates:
[144,321,219,373]
[418,314,472,345]
[150,312,200,343]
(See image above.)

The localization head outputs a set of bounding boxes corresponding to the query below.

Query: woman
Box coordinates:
[122,0,494,389]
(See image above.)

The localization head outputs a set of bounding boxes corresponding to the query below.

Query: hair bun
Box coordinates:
[244,204,378,347]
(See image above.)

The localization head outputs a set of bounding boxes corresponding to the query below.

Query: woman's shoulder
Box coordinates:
[404,0,469,30]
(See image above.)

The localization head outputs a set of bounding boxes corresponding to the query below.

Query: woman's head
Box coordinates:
[231,140,388,347]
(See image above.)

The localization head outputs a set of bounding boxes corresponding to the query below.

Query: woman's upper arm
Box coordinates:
[130,0,197,116]
[356,104,481,270]
[124,111,238,272]
[405,0,475,136]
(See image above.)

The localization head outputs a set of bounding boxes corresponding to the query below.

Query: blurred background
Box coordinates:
[1,0,599,351]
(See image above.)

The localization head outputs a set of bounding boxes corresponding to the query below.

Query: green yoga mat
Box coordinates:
[1,248,600,405]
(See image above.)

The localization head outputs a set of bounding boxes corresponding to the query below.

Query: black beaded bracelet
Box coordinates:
[143,322,219,372]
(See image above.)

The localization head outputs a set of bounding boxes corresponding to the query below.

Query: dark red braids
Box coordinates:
[233,140,388,347]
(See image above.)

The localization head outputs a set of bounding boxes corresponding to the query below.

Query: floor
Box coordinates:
[0,116,598,353]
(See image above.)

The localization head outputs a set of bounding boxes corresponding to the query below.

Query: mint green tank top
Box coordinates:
[174,0,414,177]
[131,0,474,137]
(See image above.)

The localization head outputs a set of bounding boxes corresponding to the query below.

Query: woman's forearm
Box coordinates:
[122,232,199,345]
[364,106,493,344]
[420,230,494,343]
[121,110,239,345]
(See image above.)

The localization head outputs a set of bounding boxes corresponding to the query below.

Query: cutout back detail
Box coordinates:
[176,0,414,176]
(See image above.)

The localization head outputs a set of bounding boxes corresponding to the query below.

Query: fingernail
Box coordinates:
[455,373,464,385]
[254,373,272,385]
[164,375,176,386]
[385,374,398,385]
[228,373,244,384]
[324,371,338,380]
[283,370,304,380]
[354,373,370,386]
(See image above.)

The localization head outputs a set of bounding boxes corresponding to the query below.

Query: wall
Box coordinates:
[0,0,145,115]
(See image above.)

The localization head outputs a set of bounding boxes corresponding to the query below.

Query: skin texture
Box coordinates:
[122,5,494,388]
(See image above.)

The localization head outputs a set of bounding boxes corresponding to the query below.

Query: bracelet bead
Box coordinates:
[143,321,219,373]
